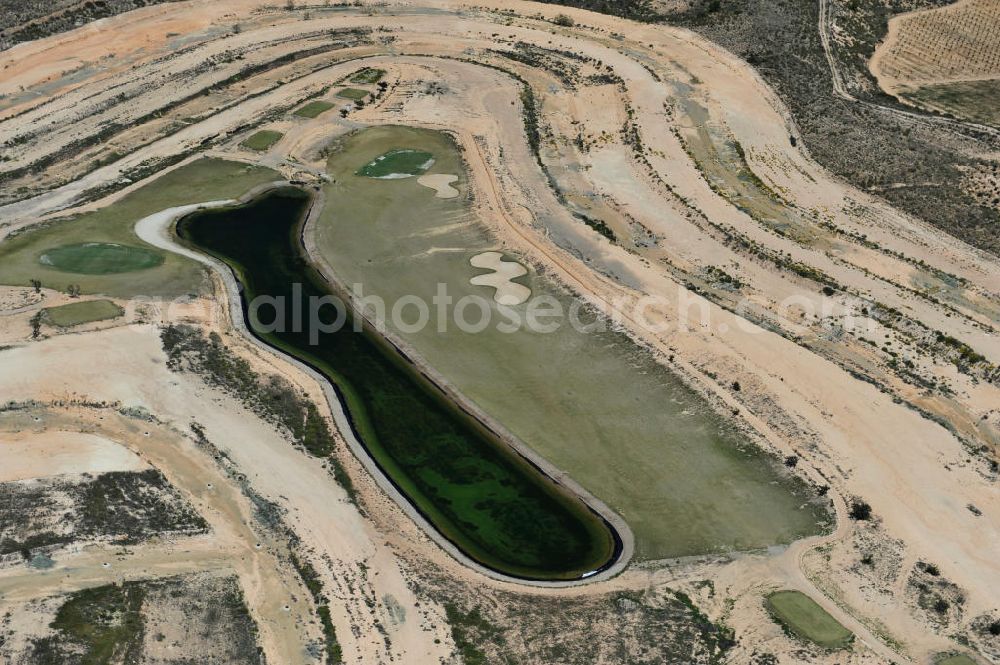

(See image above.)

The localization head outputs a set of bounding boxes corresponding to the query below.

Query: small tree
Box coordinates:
[29,279,41,293]
[30,311,43,339]
[554,13,574,27]
[849,499,872,521]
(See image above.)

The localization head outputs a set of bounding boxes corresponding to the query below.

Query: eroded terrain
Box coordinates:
[0,1,997,664]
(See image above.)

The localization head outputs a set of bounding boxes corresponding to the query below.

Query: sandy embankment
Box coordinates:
[0,431,149,482]
[0,323,455,665]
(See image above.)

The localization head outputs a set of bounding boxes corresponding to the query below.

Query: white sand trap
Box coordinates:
[470,251,531,306]
[417,173,459,198]
[0,431,149,482]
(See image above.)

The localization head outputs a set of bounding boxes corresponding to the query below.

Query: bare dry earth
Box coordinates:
[0,1,998,664]
[0,321,454,664]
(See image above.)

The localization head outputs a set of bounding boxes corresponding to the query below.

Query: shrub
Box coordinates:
[848,500,872,521]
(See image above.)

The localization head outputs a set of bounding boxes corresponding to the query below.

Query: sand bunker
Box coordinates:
[417,174,459,198]
[470,251,531,306]
[0,431,148,482]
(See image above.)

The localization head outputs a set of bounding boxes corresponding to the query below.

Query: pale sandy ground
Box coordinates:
[0,321,454,664]
[0,407,321,663]
[0,287,44,312]
[0,1,998,664]
[0,431,148,482]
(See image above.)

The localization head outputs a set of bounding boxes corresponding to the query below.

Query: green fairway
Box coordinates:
[937,655,979,665]
[766,591,853,649]
[40,242,163,274]
[336,87,370,101]
[43,299,124,327]
[316,126,830,560]
[903,79,1000,128]
[241,130,284,151]
[349,67,385,84]
[294,100,336,118]
[0,158,280,298]
[356,149,435,179]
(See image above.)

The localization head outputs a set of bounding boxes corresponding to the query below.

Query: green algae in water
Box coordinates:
[176,188,617,581]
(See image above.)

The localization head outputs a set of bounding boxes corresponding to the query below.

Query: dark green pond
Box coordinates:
[176,187,618,580]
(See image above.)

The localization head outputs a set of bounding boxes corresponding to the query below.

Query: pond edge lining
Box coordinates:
[137,180,634,588]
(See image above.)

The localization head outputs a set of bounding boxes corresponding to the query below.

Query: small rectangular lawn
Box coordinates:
[336,87,369,101]
[766,590,853,649]
[937,655,980,665]
[240,130,284,151]
[44,299,124,327]
[350,67,385,84]
[294,100,335,118]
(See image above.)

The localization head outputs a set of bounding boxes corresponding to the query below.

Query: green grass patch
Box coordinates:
[336,87,370,101]
[766,590,853,649]
[49,582,146,664]
[0,158,280,298]
[293,100,336,118]
[903,79,1000,128]
[39,242,163,274]
[43,300,123,327]
[349,67,385,84]
[240,130,284,151]
[356,149,435,178]
[937,655,980,665]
